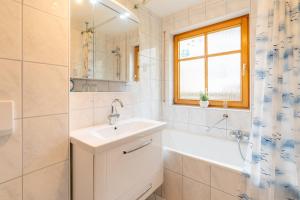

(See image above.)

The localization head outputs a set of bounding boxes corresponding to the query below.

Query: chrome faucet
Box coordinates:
[108,98,124,125]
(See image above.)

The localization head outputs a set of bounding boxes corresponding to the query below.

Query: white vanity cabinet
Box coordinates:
[71,120,164,200]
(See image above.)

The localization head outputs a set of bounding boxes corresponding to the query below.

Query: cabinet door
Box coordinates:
[106,133,162,200]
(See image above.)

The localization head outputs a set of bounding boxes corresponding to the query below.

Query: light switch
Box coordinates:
[0,100,14,137]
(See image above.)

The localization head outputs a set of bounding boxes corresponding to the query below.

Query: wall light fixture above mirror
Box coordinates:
[71,0,140,82]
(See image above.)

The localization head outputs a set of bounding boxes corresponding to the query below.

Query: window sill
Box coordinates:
[168,103,251,112]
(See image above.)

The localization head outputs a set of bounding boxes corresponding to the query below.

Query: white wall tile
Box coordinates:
[119,105,134,120]
[0,0,21,60]
[164,149,182,174]
[182,155,210,185]
[94,107,110,125]
[211,188,239,200]
[93,92,114,108]
[173,106,189,123]
[182,177,210,200]
[162,15,174,32]
[23,114,69,173]
[173,10,189,30]
[70,92,94,110]
[163,170,182,200]
[23,6,68,66]
[24,0,69,18]
[23,161,69,200]
[0,178,22,200]
[0,59,22,119]
[188,1,205,26]
[161,0,252,138]
[205,0,226,20]
[227,110,251,132]
[23,62,68,117]
[211,165,246,196]
[70,109,93,131]
[226,0,250,13]
[0,0,70,198]
[0,120,22,183]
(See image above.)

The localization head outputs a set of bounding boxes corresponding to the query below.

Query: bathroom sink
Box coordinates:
[70,118,166,153]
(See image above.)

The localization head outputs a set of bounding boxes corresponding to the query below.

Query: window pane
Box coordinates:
[180,59,205,99]
[179,36,204,59]
[208,53,241,101]
[207,26,241,54]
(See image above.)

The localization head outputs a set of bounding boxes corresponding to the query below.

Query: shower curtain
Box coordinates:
[82,30,93,78]
[243,0,300,200]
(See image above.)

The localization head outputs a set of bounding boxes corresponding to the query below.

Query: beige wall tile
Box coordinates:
[188,1,205,26]
[24,0,69,18]
[211,188,239,200]
[0,59,22,119]
[23,62,68,117]
[70,109,93,131]
[226,0,250,13]
[23,114,69,173]
[173,10,189,30]
[23,161,69,200]
[0,178,22,200]
[163,149,182,174]
[163,169,182,200]
[206,0,226,20]
[211,165,246,196]
[0,0,21,60]
[183,177,210,200]
[0,120,22,183]
[23,6,68,66]
[162,15,174,32]
[182,155,210,185]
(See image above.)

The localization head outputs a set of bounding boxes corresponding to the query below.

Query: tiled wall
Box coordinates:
[0,0,69,199]
[162,0,256,135]
[162,149,246,200]
[70,0,163,126]
[70,92,136,130]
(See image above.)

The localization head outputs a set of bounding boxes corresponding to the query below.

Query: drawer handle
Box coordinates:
[123,139,152,154]
[136,183,152,200]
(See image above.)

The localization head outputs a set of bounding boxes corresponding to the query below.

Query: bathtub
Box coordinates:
[162,128,247,172]
[161,129,247,200]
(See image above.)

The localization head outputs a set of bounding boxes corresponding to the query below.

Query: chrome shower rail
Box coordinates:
[206,114,228,132]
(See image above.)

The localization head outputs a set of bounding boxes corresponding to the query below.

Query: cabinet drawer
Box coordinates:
[106,133,162,200]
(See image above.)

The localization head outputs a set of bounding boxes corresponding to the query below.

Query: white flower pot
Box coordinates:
[200,101,209,108]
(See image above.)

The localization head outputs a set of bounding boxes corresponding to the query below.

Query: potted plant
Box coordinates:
[199,93,209,108]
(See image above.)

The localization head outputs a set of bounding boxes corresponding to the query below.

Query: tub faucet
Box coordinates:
[108,98,124,125]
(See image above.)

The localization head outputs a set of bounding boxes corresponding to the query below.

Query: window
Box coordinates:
[174,15,249,108]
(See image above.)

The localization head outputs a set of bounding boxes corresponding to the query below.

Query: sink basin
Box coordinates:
[92,120,162,139]
[70,118,166,153]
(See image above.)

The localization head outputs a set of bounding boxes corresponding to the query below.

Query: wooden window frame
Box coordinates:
[134,46,140,81]
[174,15,249,109]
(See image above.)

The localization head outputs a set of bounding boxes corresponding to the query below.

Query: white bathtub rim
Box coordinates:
[163,146,243,173]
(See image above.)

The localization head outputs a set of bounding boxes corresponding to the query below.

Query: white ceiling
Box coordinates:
[143,0,201,17]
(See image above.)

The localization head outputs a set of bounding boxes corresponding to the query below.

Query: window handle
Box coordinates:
[242,64,247,76]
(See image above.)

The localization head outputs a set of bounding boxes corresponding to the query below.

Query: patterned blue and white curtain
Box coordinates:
[243,0,300,199]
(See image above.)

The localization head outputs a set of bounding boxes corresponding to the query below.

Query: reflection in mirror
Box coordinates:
[70,0,139,82]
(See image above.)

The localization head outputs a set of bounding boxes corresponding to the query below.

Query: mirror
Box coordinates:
[71,0,139,82]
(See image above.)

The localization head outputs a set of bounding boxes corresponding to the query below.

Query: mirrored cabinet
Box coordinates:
[71,0,139,82]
